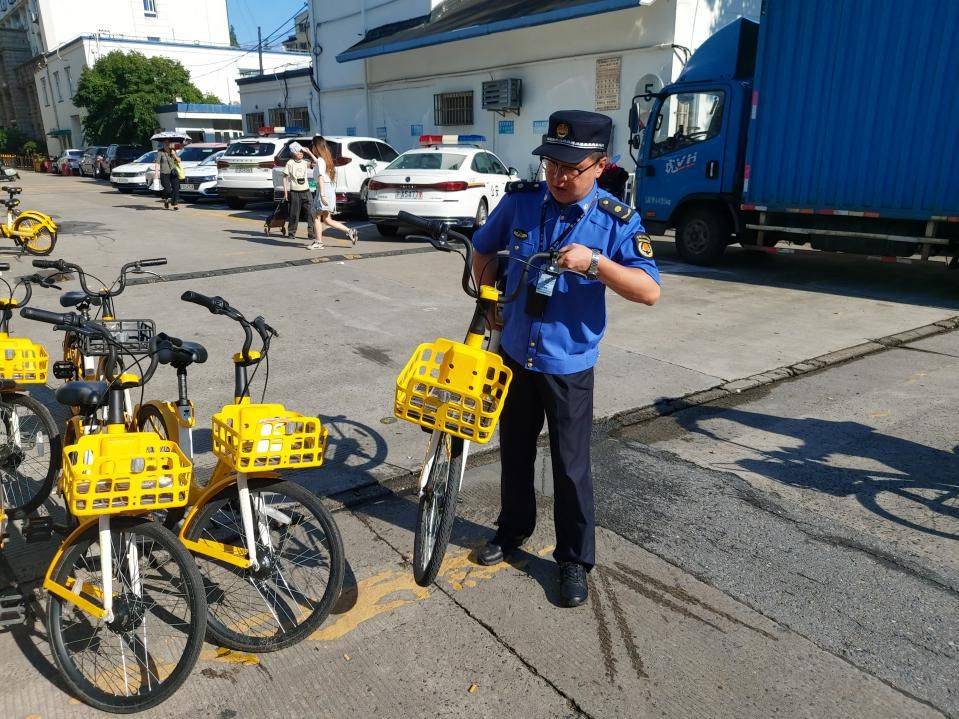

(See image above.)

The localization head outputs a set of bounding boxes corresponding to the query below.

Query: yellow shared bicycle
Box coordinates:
[17,306,207,713]
[1,185,57,256]
[392,211,582,586]
[134,290,344,653]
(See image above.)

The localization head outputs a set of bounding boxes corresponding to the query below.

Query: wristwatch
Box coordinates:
[586,249,602,280]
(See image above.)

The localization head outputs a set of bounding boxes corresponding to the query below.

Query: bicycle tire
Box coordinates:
[13,216,56,255]
[412,432,464,587]
[46,518,207,713]
[184,478,344,652]
[0,393,60,518]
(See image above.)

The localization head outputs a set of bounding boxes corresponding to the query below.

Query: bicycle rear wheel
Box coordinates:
[0,393,60,518]
[46,519,207,713]
[412,432,464,587]
[184,478,344,652]
[13,216,56,255]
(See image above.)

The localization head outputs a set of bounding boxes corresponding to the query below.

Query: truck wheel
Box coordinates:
[676,207,730,265]
[227,197,246,210]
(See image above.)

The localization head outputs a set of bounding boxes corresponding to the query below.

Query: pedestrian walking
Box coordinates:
[301,136,357,250]
[282,143,313,240]
[156,142,182,210]
[471,110,661,607]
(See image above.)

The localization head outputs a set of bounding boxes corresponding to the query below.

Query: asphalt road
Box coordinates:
[0,171,955,718]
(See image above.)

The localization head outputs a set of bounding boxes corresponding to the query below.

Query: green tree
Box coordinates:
[199,93,223,104]
[229,24,239,47]
[73,51,216,144]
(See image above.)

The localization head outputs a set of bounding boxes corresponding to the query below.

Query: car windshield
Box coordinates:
[387,152,466,171]
[67,150,82,157]
[224,141,276,157]
[134,151,157,163]
[198,151,225,166]
[179,146,221,162]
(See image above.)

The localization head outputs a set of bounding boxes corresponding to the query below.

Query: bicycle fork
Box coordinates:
[234,473,288,572]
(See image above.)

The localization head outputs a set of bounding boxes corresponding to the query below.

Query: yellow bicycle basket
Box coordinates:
[211,402,327,472]
[394,338,512,443]
[0,334,48,384]
[62,432,192,517]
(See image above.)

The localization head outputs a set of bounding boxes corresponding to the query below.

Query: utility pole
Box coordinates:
[257,26,263,75]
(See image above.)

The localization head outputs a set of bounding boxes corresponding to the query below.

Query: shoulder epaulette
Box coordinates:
[506,180,543,193]
[597,197,634,222]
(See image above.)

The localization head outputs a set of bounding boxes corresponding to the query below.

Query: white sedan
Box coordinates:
[178,150,225,199]
[365,136,518,237]
[110,151,158,192]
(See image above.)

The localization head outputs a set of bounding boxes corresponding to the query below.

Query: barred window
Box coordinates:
[268,107,310,131]
[244,112,264,134]
[434,91,473,126]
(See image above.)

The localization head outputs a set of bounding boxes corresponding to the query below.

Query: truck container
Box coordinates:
[628,0,959,265]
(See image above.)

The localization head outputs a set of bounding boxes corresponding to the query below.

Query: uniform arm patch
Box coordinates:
[635,232,654,258]
[598,197,634,222]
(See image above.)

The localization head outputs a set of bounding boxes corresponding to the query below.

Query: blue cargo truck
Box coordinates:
[627,0,959,266]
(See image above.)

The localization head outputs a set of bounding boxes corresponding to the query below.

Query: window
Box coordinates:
[178,146,219,162]
[375,143,398,162]
[52,70,62,101]
[267,107,309,131]
[243,111,264,134]
[64,66,73,97]
[387,153,466,171]
[434,91,473,126]
[40,77,49,106]
[471,153,493,174]
[224,141,278,157]
[487,153,508,175]
[651,90,725,159]
[347,141,379,161]
[143,0,157,16]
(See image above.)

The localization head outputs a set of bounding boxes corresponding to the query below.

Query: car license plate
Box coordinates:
[397,190,422,200]
[234,167,254,173]
[182,184,195,191]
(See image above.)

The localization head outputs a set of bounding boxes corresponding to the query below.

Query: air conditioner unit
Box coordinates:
[482,78,521,115]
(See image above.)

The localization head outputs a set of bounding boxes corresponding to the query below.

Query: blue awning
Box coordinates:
[337,0,656,63]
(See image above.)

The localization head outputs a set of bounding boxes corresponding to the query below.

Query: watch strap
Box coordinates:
[587,249,602,279]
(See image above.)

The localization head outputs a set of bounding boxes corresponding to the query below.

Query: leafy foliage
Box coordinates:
[0,126,41,154]
[229,24,239,47]
[73,51,215,144]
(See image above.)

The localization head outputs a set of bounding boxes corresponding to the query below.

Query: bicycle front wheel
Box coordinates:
[184,478,344,652]
[412,432,464,587]
[0,393,60,518]
[46,519,207,713]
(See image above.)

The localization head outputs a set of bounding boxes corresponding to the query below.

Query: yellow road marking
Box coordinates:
[200,646,260,666]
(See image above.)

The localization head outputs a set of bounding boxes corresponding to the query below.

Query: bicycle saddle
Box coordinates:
[151,333,207,368]
[3,199,20,208]
[55,381,108,410]
[59,291,102,308]
[1,186,21,194]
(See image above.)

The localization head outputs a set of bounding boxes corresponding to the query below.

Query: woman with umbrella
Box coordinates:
[152,131,188,210]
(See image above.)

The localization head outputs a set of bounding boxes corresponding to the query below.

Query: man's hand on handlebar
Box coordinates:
[555,244,594,275]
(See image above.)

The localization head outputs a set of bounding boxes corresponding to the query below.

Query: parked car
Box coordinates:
[365,136,517,236]
[217,135,305,209]
[56,149,83,174]
[110,150,157,192]
[79,146,109,178]
[179,150,225,199]
[146,142,227,191]
[104,144,147,174]
[269,135,398,215]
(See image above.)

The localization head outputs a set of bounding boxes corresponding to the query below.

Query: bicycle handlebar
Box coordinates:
[20,306,78,326]
[0,262,9,272]
[31,257,167,299]
[180,290,274,361]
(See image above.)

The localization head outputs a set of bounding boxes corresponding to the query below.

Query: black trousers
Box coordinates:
[287,189,313,237]
[496,352,596,569]
[160,172,180,205]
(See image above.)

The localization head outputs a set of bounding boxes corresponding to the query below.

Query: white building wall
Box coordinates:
[238,73,316,134]
[36,36,306,149]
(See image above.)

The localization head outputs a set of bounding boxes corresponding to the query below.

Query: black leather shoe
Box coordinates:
[477,537,525,566]
[559,562,588,607]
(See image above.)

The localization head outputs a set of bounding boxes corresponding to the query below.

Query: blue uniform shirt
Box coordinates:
[473,182,660,375]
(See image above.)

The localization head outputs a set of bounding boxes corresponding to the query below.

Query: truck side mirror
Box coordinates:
[628,103,641,134]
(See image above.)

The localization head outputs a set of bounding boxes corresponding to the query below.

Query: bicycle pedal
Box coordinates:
[23,515,53,543]
[0,588,27,627]
[52,361,76,380]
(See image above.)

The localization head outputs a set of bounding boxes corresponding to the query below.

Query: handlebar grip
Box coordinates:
[0,262,9,271]
[181,290,226,314]
[31,259,58,269]
[398,211,446,237]
[139,257,167,267]
[20,307,77,326]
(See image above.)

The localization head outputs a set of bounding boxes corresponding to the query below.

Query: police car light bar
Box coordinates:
[257,126,306,136]
[419,134,486,146]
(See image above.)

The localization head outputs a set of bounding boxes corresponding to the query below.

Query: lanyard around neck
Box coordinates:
[539,190,596,251]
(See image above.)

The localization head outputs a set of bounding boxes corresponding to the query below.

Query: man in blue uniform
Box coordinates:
[471,110,661,607]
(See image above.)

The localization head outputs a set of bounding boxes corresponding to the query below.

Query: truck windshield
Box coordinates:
[651,90,725,159]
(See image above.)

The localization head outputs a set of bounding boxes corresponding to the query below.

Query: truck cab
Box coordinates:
[629,19,759,264]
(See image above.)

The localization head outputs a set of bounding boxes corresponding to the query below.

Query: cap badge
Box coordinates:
[555,122,570,139]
